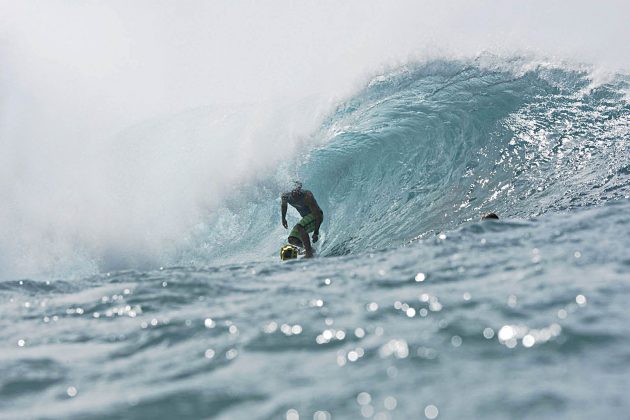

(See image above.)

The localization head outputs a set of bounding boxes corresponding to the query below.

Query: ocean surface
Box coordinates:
[2,59,630,419]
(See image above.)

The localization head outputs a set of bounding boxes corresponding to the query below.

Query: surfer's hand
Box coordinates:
[312,232,319,243]
[282,219,288,229]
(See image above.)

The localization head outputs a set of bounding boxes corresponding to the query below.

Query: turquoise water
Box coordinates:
[1,59,630,419]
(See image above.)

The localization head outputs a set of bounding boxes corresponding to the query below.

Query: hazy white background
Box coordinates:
[1,0,628,278]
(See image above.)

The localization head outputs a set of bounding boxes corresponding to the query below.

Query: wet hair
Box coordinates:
[482,213,499,220]
[292,181,303,191]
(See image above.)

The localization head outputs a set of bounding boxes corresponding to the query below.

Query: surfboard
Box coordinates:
[280,244,301,261]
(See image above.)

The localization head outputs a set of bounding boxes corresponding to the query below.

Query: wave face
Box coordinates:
[182,59,630,263]
[2,58,630,419]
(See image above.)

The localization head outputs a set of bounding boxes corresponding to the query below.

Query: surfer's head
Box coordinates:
[482,212,499,220]
[292,180,302,192]
[290,180,302,197]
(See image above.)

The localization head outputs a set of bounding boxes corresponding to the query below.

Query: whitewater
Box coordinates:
[1,2,630,419]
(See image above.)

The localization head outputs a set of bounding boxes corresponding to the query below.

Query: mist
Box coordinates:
[1,0,628,279]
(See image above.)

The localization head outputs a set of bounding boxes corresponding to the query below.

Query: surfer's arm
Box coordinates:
[305,192,323,234]
[281,194,288,229]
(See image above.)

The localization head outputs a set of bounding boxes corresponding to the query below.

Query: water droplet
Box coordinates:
[383,396,397,410]
[498,325,515,341]
[361,405,375,418]
[286,408,300,420]
[386,366,398,378]
[451,336,462,347]
[550,323,562,336]
[313,410,331,420]
[425,404,439,419]
[507,295,517,307]
[367,302,379,312]
[483,328,495,339]
[522,334,535,348]
[336,354,346,366]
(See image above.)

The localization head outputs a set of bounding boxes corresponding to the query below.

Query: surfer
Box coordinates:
[281,182,323,258]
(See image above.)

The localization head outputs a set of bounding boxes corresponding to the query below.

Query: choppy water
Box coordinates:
[2,59,630,419]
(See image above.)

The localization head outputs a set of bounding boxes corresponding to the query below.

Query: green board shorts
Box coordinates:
[289,214,318,240]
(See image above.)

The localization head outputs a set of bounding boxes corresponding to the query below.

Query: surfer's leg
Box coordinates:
[288,224,304,248]
[288,214,315,257]
[288,236,303,248]
[295,224,313,258]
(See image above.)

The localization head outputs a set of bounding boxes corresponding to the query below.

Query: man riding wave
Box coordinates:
[281,182,323,258]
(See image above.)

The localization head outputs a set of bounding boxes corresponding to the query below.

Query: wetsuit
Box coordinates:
[282,190,323,242]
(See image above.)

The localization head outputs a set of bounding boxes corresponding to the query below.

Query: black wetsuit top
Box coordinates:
[283,189,319,218]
